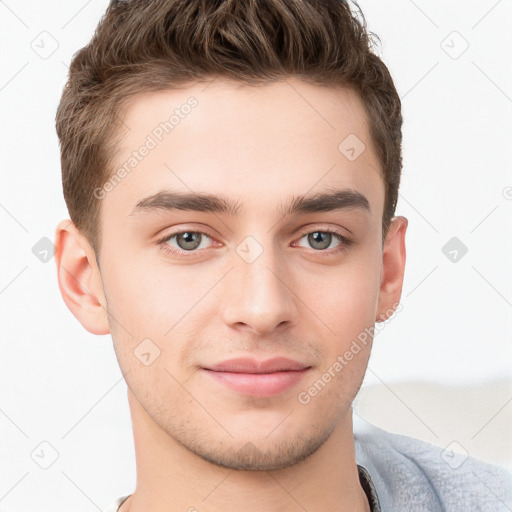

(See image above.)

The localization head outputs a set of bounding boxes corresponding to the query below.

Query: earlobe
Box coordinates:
[54,219,110,335]
[375,216,408,323]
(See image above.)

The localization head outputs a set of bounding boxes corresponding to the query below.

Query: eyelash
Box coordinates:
[157,227,352,258]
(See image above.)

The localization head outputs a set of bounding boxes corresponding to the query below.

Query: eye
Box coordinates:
[158,230,215,256]
[157,226,352,258]
[293,228,352,253]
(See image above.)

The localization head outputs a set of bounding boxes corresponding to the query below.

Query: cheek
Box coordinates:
[102,254,172,332]
[102,258,204,375]
[301,256,381,341]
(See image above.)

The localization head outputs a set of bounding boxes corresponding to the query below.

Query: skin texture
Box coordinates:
[55,78,407,512]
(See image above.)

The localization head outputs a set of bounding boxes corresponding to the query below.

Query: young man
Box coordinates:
[54,1,512,511]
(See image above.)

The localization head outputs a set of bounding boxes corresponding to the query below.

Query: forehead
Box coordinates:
[103,77,384,221]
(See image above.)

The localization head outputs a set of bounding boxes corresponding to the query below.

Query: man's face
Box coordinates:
[97,78,393,470]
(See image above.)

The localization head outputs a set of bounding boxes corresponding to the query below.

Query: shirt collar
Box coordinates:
[357,464,381,512]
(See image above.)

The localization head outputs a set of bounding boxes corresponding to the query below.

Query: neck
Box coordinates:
[120,389,370,512]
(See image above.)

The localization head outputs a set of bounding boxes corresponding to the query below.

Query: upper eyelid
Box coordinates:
[159,226,350,248]
[296,225,349,237]
[161,223,350,239]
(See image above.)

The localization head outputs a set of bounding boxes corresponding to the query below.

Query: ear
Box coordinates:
[54,219,110,335]
[375,216,408,323]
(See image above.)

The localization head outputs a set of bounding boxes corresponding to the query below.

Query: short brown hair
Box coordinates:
[55,0,402,256]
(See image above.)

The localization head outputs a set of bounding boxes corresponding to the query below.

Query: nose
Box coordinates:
[221,240,299,337]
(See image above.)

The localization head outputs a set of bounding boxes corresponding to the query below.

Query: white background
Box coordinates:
[0,1,511,510]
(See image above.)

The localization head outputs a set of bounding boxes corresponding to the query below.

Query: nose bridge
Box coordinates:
[222,233,297,335]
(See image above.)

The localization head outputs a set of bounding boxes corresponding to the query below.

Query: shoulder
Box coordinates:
[103,494,131,512]
[353,414,512,512]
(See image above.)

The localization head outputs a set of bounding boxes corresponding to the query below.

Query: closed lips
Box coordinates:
[204,357,311,373]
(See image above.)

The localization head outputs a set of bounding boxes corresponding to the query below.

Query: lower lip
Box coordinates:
[202,368,311,397]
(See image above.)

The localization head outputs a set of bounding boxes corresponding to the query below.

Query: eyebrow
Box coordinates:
[129,188,371,217]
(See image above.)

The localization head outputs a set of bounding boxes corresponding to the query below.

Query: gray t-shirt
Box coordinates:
[103,415,512,512]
